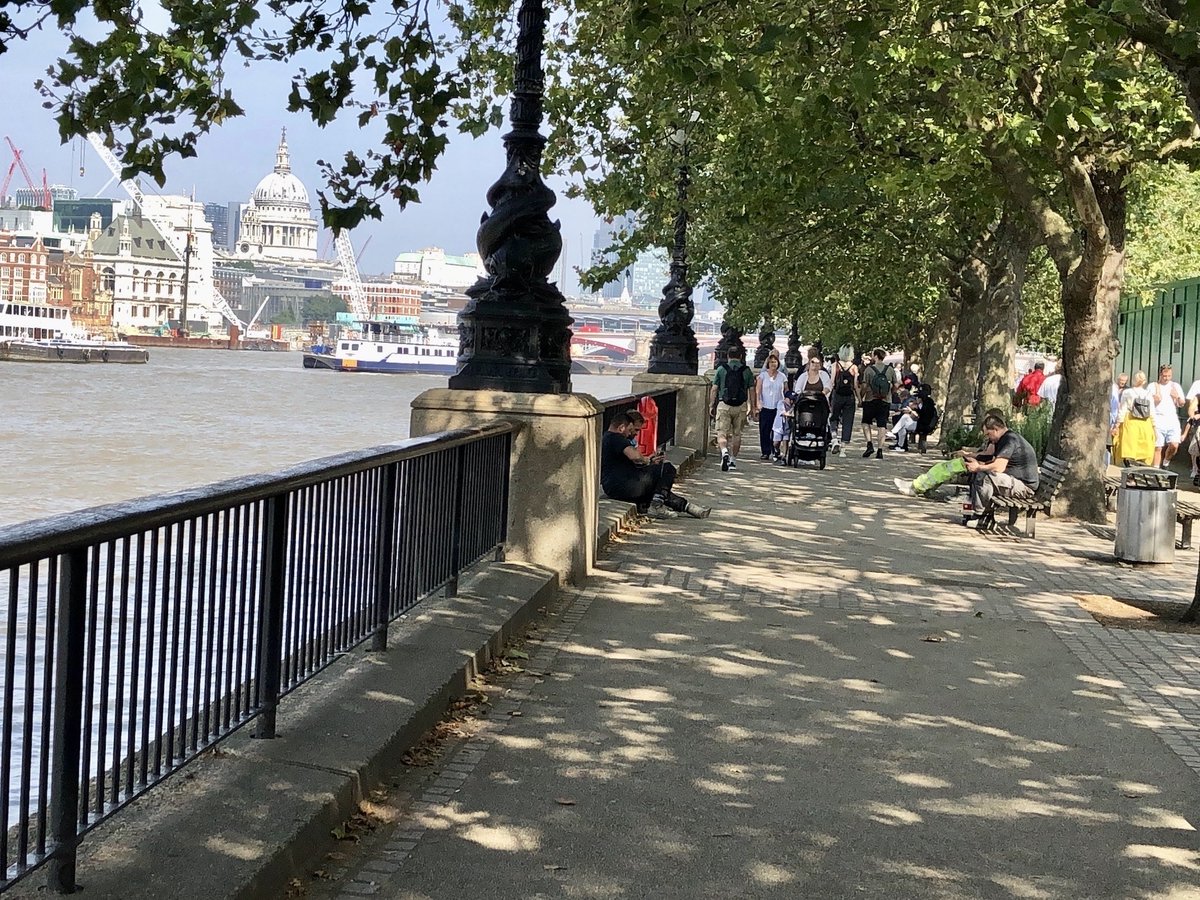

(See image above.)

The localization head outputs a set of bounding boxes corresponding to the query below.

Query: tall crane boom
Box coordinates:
[85,133,248,331]
[335,231,371,322]
[5,137,48,209]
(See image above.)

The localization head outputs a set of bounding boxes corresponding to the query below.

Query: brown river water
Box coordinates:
[0,348,632,527]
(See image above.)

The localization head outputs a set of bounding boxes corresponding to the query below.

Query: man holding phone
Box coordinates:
[601,412,711,519]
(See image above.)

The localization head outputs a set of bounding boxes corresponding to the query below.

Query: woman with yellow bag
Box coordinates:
[1112,371,1156,467]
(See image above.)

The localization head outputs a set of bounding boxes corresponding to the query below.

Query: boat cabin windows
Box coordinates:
[377,345,384,352]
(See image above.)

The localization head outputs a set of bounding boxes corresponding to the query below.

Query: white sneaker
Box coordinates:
[647,499,679,519]
[894,477,916,497]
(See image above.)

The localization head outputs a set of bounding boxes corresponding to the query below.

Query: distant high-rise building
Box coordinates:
[591,214,634,300]
[203,202,230,248]
[14,184,77,208]
[629,248,669,307]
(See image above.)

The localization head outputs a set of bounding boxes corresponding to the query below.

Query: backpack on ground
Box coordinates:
[719,362,750,406]
[1131,392,1152,420]
[834,366,856,397]
[866,363,893,399]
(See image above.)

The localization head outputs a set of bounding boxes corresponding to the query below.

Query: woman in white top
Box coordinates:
[797,356,832,397]
[756,354,788,460]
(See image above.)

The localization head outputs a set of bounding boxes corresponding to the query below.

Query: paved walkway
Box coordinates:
[308,449,1200,899]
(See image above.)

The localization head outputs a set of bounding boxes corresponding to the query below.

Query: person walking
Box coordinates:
[712,345,756,471]
[859,348,899,459]
[829,351,858,455]
[1150,363,1185,468]
[756,354,788,461]
[1111,371,1155,467]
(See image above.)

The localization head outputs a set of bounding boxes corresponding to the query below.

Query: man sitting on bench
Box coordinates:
[964,412,1040,526]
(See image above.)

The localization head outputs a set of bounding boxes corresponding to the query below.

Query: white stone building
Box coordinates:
[235,130,318,262]
[393,247,485,289]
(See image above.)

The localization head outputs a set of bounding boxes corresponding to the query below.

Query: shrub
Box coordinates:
[943,424,983,454]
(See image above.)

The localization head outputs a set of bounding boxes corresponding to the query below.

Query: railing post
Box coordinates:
[253,495,288,739]
[48,549,87,894]
[371,464,399,651]
[495,431,512,562]
[446,445,467,597]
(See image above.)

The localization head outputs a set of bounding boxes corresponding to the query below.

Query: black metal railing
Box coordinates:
[601,389,678,450]
[0,423,513,892]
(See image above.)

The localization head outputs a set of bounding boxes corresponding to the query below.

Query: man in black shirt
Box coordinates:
[964,412,1040,524]
[601,412,711,519]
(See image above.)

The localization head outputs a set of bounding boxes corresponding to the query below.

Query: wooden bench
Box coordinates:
[977,454,1069,538]
[1105,471,1200,549]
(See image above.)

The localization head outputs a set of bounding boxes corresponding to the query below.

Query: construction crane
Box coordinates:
[334,231,372,322]
[3,137,51,208]
[86,133,247,332]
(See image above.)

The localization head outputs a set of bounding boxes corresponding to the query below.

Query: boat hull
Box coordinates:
[0,341,149,364]
[302,353,454,375]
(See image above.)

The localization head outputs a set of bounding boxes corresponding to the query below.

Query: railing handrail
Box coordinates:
[599,388,677,410]
[0,422,517,569]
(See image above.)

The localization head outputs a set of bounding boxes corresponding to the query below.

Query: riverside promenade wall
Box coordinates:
[8,394,709,899]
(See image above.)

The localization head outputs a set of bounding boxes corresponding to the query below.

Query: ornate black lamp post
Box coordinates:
[785,319,802,373]
[753,317,775,368]
[449,0,572,393]
[713,318,744,365]
[647,113,701,375]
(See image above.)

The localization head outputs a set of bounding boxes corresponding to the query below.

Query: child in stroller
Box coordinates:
[785,389,832,469]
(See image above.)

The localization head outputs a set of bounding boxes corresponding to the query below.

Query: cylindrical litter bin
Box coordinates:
[1114,467,1177,563]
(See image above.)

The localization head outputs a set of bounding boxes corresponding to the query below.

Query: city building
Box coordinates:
[0,233,49,303]
[332,277,422,323]
[392,247,484,289]
[628,248,670,307]
[234,130,318,262]
[203,202,230,249]
[591,215,635,300]
[54,198,120,235]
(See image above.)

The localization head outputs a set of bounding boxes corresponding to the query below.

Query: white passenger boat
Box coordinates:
[0,299,149,364]
[303,322,458,374]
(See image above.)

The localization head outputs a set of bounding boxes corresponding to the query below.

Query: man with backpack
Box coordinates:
[859,348,900,459]
[711,345,757,471]
[829,352,858,455]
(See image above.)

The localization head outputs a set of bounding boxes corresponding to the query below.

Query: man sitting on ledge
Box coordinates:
[601,412,711,520]
[962,412,1039,525]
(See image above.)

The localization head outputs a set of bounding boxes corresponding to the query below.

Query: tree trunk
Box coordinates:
[922,292,959,404]
[1049,169,1126,522]
[941,251,990,436]
[978,215,1036,413]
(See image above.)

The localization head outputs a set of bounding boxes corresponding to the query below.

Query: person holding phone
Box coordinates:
[602,412,711,519]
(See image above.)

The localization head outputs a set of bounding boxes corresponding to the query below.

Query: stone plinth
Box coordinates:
[632,372,712,456]
[410,389,604,585]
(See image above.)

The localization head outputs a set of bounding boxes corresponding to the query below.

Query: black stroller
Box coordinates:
[786,392,831,469]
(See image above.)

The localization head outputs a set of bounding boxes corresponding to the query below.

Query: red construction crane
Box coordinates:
[3,137,50,209]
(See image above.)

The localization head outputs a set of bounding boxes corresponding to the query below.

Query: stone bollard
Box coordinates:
[410,389,603,585]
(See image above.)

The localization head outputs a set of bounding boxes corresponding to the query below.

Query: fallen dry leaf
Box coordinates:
[921,635,945,643]
[544,864,567,871]
[554,797,576,806]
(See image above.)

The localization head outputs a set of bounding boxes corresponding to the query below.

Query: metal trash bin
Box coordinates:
[1114,467,1177,563]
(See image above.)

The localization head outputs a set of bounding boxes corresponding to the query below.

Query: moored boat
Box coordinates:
[0,299,149,364]
[303,322,457,374]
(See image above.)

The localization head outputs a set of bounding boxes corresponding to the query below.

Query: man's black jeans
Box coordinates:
[602,462,685,510]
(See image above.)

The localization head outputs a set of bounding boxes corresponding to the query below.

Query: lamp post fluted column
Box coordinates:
[449,0,572,393]
[714,318,744,365]
[647,137,698,374]
[754,317,775,368]
[785,319,802,373]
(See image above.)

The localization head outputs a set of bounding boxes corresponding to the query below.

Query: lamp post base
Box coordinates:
[449,287,573,394]
[647,327,699,376]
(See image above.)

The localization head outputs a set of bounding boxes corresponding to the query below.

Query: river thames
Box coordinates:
[0,349,632,527]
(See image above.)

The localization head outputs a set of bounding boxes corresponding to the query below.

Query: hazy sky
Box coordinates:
[1,22,602,288]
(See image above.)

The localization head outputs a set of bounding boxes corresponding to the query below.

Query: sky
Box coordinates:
[1,20,603,289]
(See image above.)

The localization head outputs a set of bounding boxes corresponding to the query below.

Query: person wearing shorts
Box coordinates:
[711,346,757,471]
[858,348,899,460]
[1151,363,1185,468]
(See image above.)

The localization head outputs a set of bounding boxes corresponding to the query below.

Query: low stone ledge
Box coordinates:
[9,561,558,900]
[596,446,706,550]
